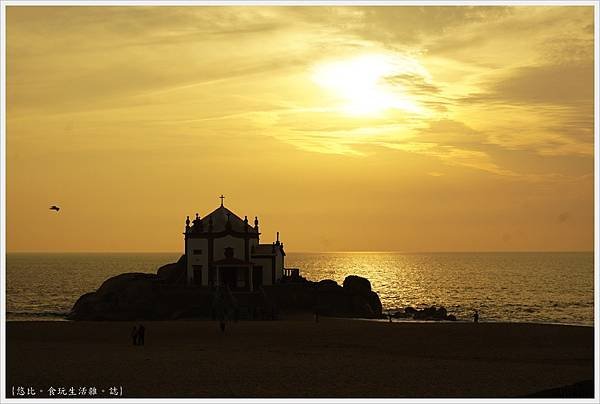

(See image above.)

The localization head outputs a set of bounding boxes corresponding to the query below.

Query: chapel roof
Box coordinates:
[189,205,258,234]
[253,244,277,255]
[252,243,285,257]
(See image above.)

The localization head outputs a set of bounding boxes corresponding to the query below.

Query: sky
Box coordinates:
[5,5,595,252]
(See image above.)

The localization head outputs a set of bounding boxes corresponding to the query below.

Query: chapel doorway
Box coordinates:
[220,267,238,290]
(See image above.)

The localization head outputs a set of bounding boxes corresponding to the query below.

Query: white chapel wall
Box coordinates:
[249,238,259,252]
[251,256,273,286]
[213,235,246,260]
[275,251,284,281]
[187,238,209,285]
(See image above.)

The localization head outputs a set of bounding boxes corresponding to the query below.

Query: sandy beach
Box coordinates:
[5,318,594,398]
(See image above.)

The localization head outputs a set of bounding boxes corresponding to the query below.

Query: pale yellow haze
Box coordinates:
[6,6,595,252]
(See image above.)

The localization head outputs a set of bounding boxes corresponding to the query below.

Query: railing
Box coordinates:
[283,268,300,277]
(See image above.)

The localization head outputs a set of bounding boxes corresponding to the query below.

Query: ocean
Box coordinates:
[5,252,595,325]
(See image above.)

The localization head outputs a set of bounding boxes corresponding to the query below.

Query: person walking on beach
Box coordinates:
[473,310,479,323]
[137,324,146,345]
[314,307,319,323]
[131,325,138,346]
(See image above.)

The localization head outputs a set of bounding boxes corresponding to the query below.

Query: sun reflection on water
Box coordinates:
[286,251,594,325]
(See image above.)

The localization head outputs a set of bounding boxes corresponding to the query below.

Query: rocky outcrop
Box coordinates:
[265,275,383,318]
[68,256,200,321]
[68,257,384,320]
[343,275,372,295]
[69,273,160,320]
[156,255,187,284]
[392,306,457,321]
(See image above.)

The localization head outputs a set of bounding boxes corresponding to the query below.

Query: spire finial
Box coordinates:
[219,194,225,207]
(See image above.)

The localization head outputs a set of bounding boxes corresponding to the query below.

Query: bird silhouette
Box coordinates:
[50,205,60,212]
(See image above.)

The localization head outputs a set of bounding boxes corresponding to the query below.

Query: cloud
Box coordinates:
[7,7,325,116]
[386,73,440,95]
[352,6,513,47]
[464,62,593,106]
[416,119,486,147]
[7,5,594,182]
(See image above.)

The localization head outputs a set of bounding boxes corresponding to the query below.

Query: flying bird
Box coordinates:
[50,205,60,212]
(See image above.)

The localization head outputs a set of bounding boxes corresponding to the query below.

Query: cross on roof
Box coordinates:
[219,194,225,206]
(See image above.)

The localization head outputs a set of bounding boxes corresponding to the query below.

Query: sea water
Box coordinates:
[5,252,594,325]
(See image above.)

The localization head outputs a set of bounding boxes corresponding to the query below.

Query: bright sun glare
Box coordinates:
[312,54,427,117]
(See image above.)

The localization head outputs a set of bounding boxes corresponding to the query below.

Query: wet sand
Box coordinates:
[5,319,594,398]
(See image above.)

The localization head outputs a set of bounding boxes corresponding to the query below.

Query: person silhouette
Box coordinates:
[131,325,138,346]
[473,310,479,323]
[137,324,145,345]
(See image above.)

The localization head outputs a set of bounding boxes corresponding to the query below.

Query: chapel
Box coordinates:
[183,196,286,291]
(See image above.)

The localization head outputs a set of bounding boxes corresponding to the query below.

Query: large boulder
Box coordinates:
[315,285,353,316]
[405,306,417,315]
[314,276,382,318]
[68,273,160,320]
[317,279,342,291]
[365,291,382,315]
[68,255,190,320]
[157,255,187,284]
[262,275,383,319]
[350,295,375,317]
[96,273,157,297]
[402,305,456,321]
[68,292,101,321]
[342,275,371,295]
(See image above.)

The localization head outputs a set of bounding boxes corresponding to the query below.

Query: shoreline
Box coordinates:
[341,317,596,328]
[5,317,595,328]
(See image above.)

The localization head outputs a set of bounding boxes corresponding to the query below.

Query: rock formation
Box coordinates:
[392,306,457,321]
[68,256,383,321]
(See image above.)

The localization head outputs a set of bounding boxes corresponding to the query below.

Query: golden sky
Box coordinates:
[6,6,595,252]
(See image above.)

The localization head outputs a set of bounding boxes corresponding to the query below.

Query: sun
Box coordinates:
[312,53,426,117]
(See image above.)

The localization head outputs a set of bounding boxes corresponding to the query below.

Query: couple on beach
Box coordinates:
[131,324,145,346]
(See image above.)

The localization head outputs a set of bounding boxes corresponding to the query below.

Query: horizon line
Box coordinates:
[5,250,595,254]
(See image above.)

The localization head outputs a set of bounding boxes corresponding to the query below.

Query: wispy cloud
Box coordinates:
[7,6,594,180]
